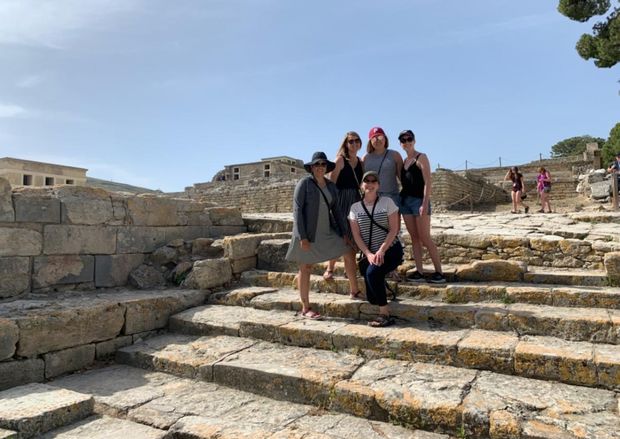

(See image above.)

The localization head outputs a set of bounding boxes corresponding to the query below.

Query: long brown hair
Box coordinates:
[336,131,361,159]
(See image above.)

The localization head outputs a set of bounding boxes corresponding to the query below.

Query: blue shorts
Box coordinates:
[379,192,400,208]
[400,196,431,216]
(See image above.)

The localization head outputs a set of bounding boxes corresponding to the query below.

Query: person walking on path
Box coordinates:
[536,167,552,213]
[398,130,446,284]
[608,152,620,191]
[505,166,529,214]
[362,127,403,208]
[323,131,363,299]
[285,151,349,320]
[349,171,403,327]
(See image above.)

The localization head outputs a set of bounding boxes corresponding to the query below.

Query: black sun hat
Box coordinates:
[304,151,336,173]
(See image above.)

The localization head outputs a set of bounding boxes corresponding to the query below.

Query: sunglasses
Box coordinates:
[371,135,385,141]
[363,178,378,183]
[400,136,414,143]
[313,161,328,167]
[347,139,361,145]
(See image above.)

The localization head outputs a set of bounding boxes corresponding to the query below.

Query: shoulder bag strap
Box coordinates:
[360,197,389,234]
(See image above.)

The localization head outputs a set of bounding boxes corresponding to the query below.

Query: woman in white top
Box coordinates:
[349,171,403,327]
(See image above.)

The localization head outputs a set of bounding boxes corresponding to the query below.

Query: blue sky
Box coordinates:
[0,0,618,192]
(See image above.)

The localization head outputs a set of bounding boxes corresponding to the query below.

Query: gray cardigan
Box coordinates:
[291,176,346,242]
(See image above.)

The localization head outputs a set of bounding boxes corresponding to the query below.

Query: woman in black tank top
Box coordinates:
[325,131,363,298]
[398,130,445,284]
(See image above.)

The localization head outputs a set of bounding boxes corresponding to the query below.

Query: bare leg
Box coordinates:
[342,249,359,293]
[511,191,518,212]
[298,263,313,311]
[412,215,442,273]
[403,214,424,273]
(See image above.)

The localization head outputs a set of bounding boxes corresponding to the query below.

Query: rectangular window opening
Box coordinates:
[264,171,270,177]
[23,174,33,186]
[66,179,74,185]
[45,177,54,186]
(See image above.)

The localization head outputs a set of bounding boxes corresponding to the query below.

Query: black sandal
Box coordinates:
[368,314,395,327]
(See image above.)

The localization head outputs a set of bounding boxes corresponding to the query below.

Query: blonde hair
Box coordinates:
[336,131,361,159]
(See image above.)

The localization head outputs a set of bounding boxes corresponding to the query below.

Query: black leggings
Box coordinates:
[358,242,403,307]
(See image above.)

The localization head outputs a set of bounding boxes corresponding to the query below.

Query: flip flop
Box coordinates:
[322,270,334,280]
[301,309,323,320]
[368,314,395,328]
[349,291,364,300]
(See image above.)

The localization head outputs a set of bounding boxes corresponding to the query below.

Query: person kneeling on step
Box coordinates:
[349,171,403,327]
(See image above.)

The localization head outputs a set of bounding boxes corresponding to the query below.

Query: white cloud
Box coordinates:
[16,74,44,88]
[0,103,26,118]
[0,0,142,48]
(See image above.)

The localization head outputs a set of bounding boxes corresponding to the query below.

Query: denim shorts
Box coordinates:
[400,196,431,216]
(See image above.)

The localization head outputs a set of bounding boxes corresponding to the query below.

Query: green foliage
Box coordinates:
[558,0,620,68]
[550,135,606,157]
[603,122,620,164]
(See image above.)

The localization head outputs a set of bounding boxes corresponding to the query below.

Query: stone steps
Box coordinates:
[115,333,620,438]
[165,297,620,390]
[241,270,620,310]
[45,364,445,438]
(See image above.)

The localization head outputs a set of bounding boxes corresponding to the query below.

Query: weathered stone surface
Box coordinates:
[41,416,166,439]
[149,245,178,266]
[257,238,296,272]
[456,330,518,374]
[593,344,620,389]
[442,230,492,249]
[127,196,180,226]
[32,255,95,288]
[456,259,525,282]
[604,251,620,286]
[591,180,611,199]
[223,233,264,259]
[529,235,563,252]
[207,286,279,306]
[0,383,93,438]
[206,207,244,226]
[0,319,18,361]
[95,336,133,359]
[128,264,166,289]
[117,289,207,334]
[43,225,116,255]
[13,189,60,223]
[208,225,248,237]
[57,186,113,225]
[231,255,257,274]
[44,344,96,379]
[0,227,42,256]
[0,428,17,439]
[116,226,167,254]
[94,254,144,287]
[0,257,30,298]
[0,359,45,391]
[185,258,232,289]
[192,237,223,257]
[0,179,13,222]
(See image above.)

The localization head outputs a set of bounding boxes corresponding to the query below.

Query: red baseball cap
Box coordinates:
[368,126,385,139]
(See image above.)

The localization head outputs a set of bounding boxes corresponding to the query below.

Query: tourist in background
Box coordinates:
[505,166,529,214]
[324,131,363,299]
[536,167,552,213]
[362,127,403,207]
[398,130,446,284]
[285,152,349,319]
[608,152,620,192]
[349,171,403,327]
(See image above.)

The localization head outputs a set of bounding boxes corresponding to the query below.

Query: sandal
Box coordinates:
[301,308,323,320]
[349,291,363,300]
[368,314,395,328]
[322,270,334,281]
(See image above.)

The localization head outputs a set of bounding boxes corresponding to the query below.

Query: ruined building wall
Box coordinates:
[0,178,244,299]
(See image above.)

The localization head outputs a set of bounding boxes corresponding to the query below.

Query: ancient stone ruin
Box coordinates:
[0,177,620,438]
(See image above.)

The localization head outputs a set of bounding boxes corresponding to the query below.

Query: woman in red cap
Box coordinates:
[362,127,403,208]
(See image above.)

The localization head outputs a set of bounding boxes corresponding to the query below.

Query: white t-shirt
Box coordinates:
[349,196,398,252]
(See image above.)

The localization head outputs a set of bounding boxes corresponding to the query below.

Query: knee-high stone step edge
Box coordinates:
[115,331,620,438]
[0,365,448,438]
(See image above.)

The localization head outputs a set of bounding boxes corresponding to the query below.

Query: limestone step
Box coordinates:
[48,364,446,438]
[115,334,620,438]
[167,301,620,390]
[0,383,94,438]
[242,269,620,309]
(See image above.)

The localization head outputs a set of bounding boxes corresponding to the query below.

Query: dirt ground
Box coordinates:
[492,193,619,214]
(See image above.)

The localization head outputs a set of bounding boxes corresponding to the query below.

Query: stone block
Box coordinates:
[127,196,180,226]
[257,239,294,272]
[529,235,563,252]
[456,259,526,282]
[591,180,611,199]
[42,416,167,439]
[0,179,13,222]
[442,230,491,249]
[44,344,96,379]
[95,254,144,287]
[109,193,129,225]
[0,383,93,437]
[0,359,45,391]
[128,265,166,289]
[176,200,212,226]
[149,246,178,266]
[16,302,125,357]
[604,251,620,286]
[0,227,42,256]
[0,257,30,299]
[117,227,167,254]
[13,189,60,223]
[223,233,266,259]
[192,238,223,258]
[0,428,17,438]
[185,258,232,290]
[163,225,211,243]
[231,256,257,274]
[0,319,18,361]
[208,225,247,237]
[57,186,113,225]
[205,207,244,226]
[43,225,116,255]
[95,336,133,359]
[32,255,95,288]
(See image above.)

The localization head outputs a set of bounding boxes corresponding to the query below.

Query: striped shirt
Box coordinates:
[349,197,398,252]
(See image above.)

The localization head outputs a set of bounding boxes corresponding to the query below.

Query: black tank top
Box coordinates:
[336,158,363,190]
[400,153,425,198]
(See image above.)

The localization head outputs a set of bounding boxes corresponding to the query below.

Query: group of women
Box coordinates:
[285,127,445,328]
[504,166,552,214]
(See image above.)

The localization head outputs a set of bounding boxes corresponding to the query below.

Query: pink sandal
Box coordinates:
[322,270,334,280]
[301,308,323,320]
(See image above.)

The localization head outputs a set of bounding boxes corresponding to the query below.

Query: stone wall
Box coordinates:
[432,169,510,210]
[0,178,245,299]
